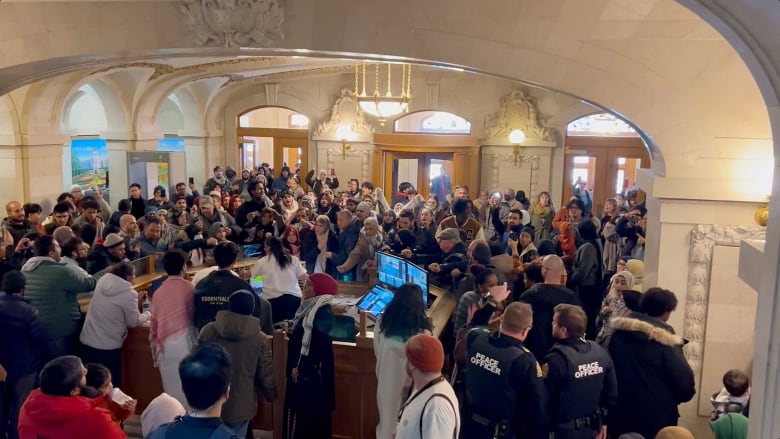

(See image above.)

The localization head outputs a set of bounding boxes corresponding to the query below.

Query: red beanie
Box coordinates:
[405,334,444,373]
[310,273,338,297]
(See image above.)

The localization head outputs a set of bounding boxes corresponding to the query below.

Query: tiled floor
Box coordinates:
[125,415,273,438]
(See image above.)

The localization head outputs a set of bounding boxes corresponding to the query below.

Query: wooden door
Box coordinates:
[372,133,480,201]
[562,137,649,215]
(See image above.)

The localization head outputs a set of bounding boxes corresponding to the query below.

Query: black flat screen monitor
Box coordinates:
[375,252,429,307]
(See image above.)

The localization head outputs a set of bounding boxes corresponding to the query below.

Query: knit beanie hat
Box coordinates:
[103,233,124,249]
[228,290,255,315]
[405,334,444,373]
[310,273,338,297]
[616,434,645,439]
[655,426,695,439]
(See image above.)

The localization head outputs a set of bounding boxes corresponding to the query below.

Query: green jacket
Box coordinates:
[21,257,96,339]
[199,310,277,423]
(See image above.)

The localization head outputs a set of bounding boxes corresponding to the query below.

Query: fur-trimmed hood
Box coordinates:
[610,314,684,346]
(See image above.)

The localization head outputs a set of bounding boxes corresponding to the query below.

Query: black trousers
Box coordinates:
[0,372,37,439]
[81,345,123,388]
[577,284,603,340]
[269,294,302,323]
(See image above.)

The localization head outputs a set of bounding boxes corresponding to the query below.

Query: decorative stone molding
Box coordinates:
[264,83,279,106]
[685,224,766,374]
[325,148,371,182]
[313,89,374,141]
[490,153,539,195]
[181,0,285,48]
[483,89,559,144]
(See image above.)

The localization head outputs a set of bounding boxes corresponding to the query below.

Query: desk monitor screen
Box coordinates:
[242,244,263,259]
[249,275,263,297]
[405,262,429,307]
[376,252,405,289]
[357,285,394,319]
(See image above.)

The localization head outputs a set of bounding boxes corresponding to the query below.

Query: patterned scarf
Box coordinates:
[294,295,333,360]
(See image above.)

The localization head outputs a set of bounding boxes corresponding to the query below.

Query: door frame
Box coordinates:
[372,133,480,197]
[562,136,649,213]
[236,127,309,188]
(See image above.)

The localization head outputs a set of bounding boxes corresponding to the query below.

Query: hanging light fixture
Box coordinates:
[354,62,412,126]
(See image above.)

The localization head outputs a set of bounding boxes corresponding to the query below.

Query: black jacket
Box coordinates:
[300,229,338,275]
[0,295,51,380]
[606,313,696,439]
[193,270,273,334]
[86,245,123,275]
[518,284,582,359]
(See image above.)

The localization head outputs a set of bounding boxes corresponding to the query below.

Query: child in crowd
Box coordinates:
[710,369,750,420]
[85,363,137,426]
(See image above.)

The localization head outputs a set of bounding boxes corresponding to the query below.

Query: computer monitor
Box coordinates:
[242,244,263,259]
[375,252,405,289]
[405,261,429,307]
[375,252,430,307]
[249,274,263,297]
[357,284,395,319]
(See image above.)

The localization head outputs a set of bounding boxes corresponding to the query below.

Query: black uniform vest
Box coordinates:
[465,333,524,422]
[550,340,609,423]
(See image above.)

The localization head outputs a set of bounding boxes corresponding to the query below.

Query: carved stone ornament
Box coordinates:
[181,0,285,48]
[313,89,374,140]
[684,224,766,375]
[484,89,559,143]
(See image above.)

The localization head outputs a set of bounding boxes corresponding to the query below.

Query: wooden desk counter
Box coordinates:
[121,279,381,439]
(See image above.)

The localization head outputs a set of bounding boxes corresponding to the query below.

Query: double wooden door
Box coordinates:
[562,137,649,214]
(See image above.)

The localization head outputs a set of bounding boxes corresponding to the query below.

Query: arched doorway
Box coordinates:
[237,106,309,183]
[562,113,649,213]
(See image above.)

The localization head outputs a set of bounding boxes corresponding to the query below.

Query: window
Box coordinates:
[394,111,471,134]
[239,107,308,129]
[567,113,639,137]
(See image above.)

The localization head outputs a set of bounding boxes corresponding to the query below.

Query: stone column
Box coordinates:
[747,165,780,438]
[22,133,69,210]
[0,145,24,209]
[182,136,208,187]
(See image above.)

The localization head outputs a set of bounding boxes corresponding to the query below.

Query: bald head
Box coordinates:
[119,214,138,234]
[542,255,565,284]
[5,201,24,222]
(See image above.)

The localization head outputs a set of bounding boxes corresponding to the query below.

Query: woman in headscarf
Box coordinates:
[530,191,555,244]
[300,215,338,275]
[626,258,645,292]
[315,192,338,225]
[283,273,336,439]
[278,190,300,224]
[595,270,635,343]
[335,217,389,283]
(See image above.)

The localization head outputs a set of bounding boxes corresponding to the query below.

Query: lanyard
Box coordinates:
[397,375,446,421]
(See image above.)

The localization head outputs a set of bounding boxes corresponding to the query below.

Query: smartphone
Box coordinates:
[188,177,194,184]
[160,188,167,198]
[330,168,335,176]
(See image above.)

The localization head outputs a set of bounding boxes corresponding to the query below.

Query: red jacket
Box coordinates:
[18,389,127,439]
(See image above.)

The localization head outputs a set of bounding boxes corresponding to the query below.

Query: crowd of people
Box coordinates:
[0,162,750,439]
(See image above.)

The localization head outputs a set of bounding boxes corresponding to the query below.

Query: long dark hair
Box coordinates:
[379,283,431,340]
[265,236,291,269]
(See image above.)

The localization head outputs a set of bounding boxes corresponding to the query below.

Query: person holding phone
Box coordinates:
[305,167,339,198]
[147,185,173,210]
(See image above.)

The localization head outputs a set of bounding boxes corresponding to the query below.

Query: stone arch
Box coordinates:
[61,78,129,137]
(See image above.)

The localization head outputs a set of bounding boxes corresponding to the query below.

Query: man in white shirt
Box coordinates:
[396,334,460,439]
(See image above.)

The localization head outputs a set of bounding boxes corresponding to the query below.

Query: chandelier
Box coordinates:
[354,62,412,125]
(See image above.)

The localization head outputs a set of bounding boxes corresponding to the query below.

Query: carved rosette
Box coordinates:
[684,224,766,374]
[181,0,285,48]
[483,89,559,143]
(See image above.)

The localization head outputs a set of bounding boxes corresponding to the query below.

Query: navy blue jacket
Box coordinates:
[0,294,50,380]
